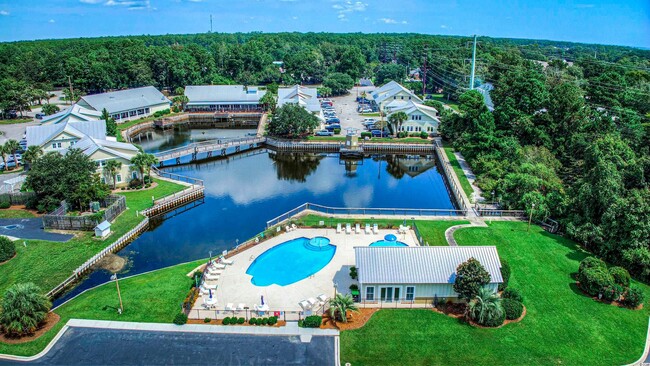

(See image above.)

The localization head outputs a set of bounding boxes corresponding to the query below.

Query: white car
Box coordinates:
[362,118,377,123]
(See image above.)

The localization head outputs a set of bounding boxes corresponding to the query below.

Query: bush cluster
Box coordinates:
[249,316,278,326]
[577,257,642,308]
[502,298,524,320]
[300,315,323,328]
[480,309,506,327]
[419,131,429,139]
[622,287,645,308]
[152,109,171,118]
[333,128,341,135]
[173,313,188,325]
[360,132,372,138]
[397,131,407,138]
[499,260,511,291]
[502,287,523,302]
[222,316,246,325]
[0,201,10,209]
[0,236,16,262]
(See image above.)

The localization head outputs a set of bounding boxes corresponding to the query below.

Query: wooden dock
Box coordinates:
[154,136,266,166]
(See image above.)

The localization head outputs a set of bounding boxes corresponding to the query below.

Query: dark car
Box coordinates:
[371,129,385,137]
[325,124,341,131]
[35,113,46,119]
[326,118,340,124]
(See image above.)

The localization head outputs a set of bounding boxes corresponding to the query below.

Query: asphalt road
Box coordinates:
[0,218,73,242]
[327,86,376,135]
[3,327,336,365]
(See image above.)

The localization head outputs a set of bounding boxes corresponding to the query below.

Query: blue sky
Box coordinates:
[0,0,648,48]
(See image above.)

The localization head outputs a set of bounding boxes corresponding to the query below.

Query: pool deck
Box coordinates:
[191,228,418,316]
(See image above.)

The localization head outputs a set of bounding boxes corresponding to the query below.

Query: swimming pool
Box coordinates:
[369,240,409,247]
[246,237,336,286]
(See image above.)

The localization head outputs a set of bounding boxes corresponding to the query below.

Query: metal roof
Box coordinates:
[277,85,322,113]
[40,104,102,125]
[95,220,111,230]
[70,136,139,161]
[185,85,266,105]
[26,120,107,147]
[371,81,423,105]
[79,86,170,114]
[355,246,503,285]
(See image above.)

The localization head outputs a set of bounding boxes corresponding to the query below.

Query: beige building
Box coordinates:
[371,80,423,112]
[77,86,171,123]
[386,100,440,135]
[26,120,140,187]
[39,104,102,125]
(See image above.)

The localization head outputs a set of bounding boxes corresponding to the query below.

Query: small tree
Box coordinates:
[4,140,21,169]
[267,103,320,138]
[172,95,189,111]
[0,283,51,336]
[453,257,491,301]
[259,92,277,113]
[328,293,359,323]
[468,287,504,327]
[130,152,158,188]
[0,144,8,171]
[41,103,60,116]
[100,108,117,137]
[22,145,43,170]
[388,111,408,136]
[323,72,354,95]
[0,236,16,262]
[103,160,123,189]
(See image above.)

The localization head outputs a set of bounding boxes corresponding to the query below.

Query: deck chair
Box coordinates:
[345,223,352,234]
[205,273,219,281]
[355,223,361,234]
[365,223,371,234]
[373,223,379,234]
[336,223,342,233]
[221,258,234,265]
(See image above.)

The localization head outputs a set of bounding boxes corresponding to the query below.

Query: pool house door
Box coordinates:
[380,287,400,302]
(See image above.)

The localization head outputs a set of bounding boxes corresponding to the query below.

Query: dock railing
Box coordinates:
[433,140,468,213]
[266,202,467,228]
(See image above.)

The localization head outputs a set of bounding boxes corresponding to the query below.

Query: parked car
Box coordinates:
[35,113,45,119]
[360,108,373,113]
[326,118,340,124]
[362,118,377,123]
[371,129,385,137]
[315,130,334,136]
[325,124,341,131]
[321,102,333,107]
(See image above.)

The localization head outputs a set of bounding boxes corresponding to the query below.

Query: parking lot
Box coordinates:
[322,86,379,136]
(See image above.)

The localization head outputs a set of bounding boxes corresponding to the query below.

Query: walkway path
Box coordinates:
[453,151,485,203]
[444,219,488,246]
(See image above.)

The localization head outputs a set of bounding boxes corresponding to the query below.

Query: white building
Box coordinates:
[371,80,423,112]
[26,120,140,187]
[277,85,324,121]
[387,100,440,135]
[77,86,171,123]
[184,85,266,112]
[40,104,101,125]
[355,246,503,303]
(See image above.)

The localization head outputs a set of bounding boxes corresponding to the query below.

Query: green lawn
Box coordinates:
[0,118,32,125]
[296,215,466,246]
[0,259,201,357]
[116,112,181,141]
[444,147,475,199]
[0,209,35,218]
[341,221,650,365]
[429,93,459,111]
[0,179,186,298]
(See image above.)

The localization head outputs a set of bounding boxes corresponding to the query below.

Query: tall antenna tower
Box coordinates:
[210,15,213,33]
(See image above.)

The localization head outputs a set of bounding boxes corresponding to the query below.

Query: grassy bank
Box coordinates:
[296,215,467,246]
[115,112,182,141]
[0,209,36,219]
[0,179,186,298]
[341,221,650,365]
[444,147,474,199]
[0,259,201,357]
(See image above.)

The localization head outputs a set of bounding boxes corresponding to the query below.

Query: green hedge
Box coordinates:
[502,298,524,320]
[0,236,16,262]
[622,286,645,308]
[499,260,511,291]
[579,266,615,296]
[502,287,523,302]
[301,315,322,328]
[609,266,631,287]
[173,313,188,325]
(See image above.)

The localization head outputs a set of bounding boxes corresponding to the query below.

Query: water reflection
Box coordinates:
[269,151,324,183]
[133,127,255,154]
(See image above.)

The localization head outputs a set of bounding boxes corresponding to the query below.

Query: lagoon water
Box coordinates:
[54,130,456,305]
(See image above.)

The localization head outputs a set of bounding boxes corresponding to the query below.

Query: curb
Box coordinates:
[0,325,69,362]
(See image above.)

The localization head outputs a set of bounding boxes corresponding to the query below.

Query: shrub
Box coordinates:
[173,313,188,325]
[349,284,359,291]
[622,286,645,308]
[579,256,606,274]
[502,298,524,320]
[0,283,51,336]
[349,266,357,280]
[249,318,257,325]
[499,259,510,291]
[0,201,10,209]
[268,316,278,325]
[419,131,429,139]
[222,317,231,325]
[502,287,523,302]
[601,284,624,302]
[468,288,504,327]
[204,318,211,323]
[333,128,341,135]
[145,184,151,188]
[260,317,268,325]
[579,266,615,297]
[481,308,506,327]
[0,236,16,262]
[397,131,407,138]
[361,132,372,138]
[302,315,322,328]
[237,317,245,324]
[609,266,631,287]
[129,178,142,188]
[453,257,491,301]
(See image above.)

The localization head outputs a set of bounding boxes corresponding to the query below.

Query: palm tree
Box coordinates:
[328,293,359,323]
[103,160,122,189]
[0,283,51,336]
[130,152,158,188]
[22,145,43,170]
[4,140,21,169]
[0,144,8,172]
[388,111,408,137]
[468,287,504,326]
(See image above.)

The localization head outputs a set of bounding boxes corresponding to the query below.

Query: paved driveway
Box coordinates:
[329,86,376,135]
[0,218,73,242]
[5,327,335,365]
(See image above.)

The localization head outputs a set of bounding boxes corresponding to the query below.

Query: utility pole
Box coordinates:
[421,44,428,96]
[111,274,124,314]
[210,15,213,33]
[469,34,477,90]
[527,203,535,233]
[67,76,74,105]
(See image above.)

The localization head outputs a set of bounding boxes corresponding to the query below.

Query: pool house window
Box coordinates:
[406,286,415,301]
[366,286,375,301]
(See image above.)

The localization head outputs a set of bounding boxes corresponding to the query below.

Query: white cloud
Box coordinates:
[0,10,9,16]
[48,19,55,23]
[291,16,298,20]
[440,24,447,29]
[79,0,103,3]
[332,0,367,22]
[379,17,397,24]
[401,20,407,24]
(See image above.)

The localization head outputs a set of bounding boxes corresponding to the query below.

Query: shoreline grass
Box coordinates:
[0,209,36,219]
[444,147,474,199]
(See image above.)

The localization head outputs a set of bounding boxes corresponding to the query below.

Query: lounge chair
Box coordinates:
[202,283,217,290]
[205,273,219,281]
[345,223,352,235]
[317,294,329,305]
[285,225,291,232]
[221,258,234,265]
[199,286,210,295]
[207,267,222,275]
[365,224,371,234]
[299,300,312,311]
[225,303,234,311]
[373,223,379,234]
[291,223,297,230]
[336,223,342,233]
[355,223,361,234]
[211,263,226,270]
[237,303,245,311]
[307,297,318,308]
